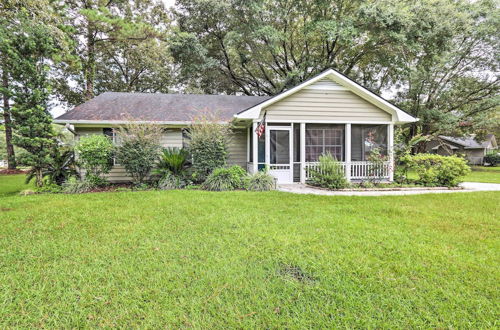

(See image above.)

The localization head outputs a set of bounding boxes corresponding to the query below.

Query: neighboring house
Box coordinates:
[54,69,417,184]
[426,135,498,165]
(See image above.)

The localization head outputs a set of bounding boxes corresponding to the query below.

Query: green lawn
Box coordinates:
[466,166,500,183]
[0,173,33,197]
[0,175,499,327]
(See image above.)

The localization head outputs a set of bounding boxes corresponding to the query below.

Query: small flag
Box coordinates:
[255,112,266,138]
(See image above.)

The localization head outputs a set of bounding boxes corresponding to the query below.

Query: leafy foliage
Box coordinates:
[75,135,114,184]
[2,14,61,187]
[247,171,275,191]
[154,147,190,177]
[173,0,499,139]
[308,153,349,190]
[187,114,231,182]
[62,177,96,194]
[202,166,248,191]
[52,0,172,105]
[484,151,500,166]
[407,154,471,187]
[25,146,78,186]
[157,172,188,190]
[115,122,162,184]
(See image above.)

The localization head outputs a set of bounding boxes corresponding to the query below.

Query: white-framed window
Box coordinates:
[305,124,344,161]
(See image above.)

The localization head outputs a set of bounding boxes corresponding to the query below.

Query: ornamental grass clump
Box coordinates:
[308,152,349,190]
[202,165,248,191]
[247,171,275,191]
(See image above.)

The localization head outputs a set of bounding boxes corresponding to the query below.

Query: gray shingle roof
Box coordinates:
[439,135,495,149]
[55,92,270,123]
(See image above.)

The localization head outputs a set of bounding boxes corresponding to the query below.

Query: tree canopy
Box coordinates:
[1,0,499,166]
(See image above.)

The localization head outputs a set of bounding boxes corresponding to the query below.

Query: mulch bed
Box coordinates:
[0,169,27,175]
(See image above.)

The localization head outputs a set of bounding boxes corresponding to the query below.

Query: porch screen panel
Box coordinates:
[305,124,344,161]
[351,124,388,161]
[270,130,290,164]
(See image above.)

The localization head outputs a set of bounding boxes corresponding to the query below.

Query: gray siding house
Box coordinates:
[55,69,417,184]
[426,134,498,165]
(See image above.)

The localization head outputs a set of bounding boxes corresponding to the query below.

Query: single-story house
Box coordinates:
[54,69,418,184]
[426,134,498,165]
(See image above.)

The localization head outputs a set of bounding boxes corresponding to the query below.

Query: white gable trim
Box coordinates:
[234,69,418,124]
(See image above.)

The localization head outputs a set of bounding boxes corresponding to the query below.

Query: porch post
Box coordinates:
[265,124,270,168]
[345,123,351,182]
[300,122,306,183]
[246,127,250,163]
[252,121,258,174]
[388,123,394,181]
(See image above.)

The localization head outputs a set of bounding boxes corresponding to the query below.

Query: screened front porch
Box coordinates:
[246,122,394,184]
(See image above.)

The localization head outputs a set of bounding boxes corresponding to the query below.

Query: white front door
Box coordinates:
[266,126,293,184]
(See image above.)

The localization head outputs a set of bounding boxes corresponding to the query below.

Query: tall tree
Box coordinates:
[172,0,499,139]
[171,0,414,95]
[1,62,15,168]
[1,3,67,186]
[388,0,499,142]
[53,0,172,106]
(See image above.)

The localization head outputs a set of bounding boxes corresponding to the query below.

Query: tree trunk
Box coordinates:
[84,24,95,100]
[35,167,43,187]
[2,68,16,169]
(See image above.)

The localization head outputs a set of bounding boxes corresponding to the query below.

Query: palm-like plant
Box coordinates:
[43,146,79,185]
[153,147,190,178]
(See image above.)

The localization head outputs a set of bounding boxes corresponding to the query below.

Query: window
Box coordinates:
[103,128,119,165]
[305,124,344,161]
[351,125,388,161]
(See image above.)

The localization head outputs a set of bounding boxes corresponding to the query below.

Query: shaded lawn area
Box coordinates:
[0,174,33,197]
[466,166,500,183]
[0,175,499,328]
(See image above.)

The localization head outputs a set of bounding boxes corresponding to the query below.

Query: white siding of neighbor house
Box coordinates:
[263,78,392,122]
[74,126,184,182]
[227,128,247,168]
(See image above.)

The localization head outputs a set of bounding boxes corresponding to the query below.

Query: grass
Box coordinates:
[466,166,500,183]
[0,175,499,327]
[0,173,33,197]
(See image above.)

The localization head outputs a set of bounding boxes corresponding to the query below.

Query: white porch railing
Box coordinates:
[246,161,391,181]
[305,161,391,180]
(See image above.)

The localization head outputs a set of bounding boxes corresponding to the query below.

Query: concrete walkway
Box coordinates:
[278,182,500,196]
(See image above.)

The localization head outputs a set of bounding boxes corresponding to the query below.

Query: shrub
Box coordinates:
[62,177,96,194]
[202,165,247,191]
[35,182,63,194]
[308,153,349,190]
[187,113,231,182]
[158,172,188,190]
[154,147,190,178]
[75,134,114,184]
[484,151,500,166]
[247,171,275,191]
[408,154,470,187]
[115,122,162,184]
[43,146,79,185]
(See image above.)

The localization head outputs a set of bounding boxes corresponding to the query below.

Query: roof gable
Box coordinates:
[235,69,417,124]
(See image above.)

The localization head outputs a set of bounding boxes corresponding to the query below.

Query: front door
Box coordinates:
[267,127,293,184]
